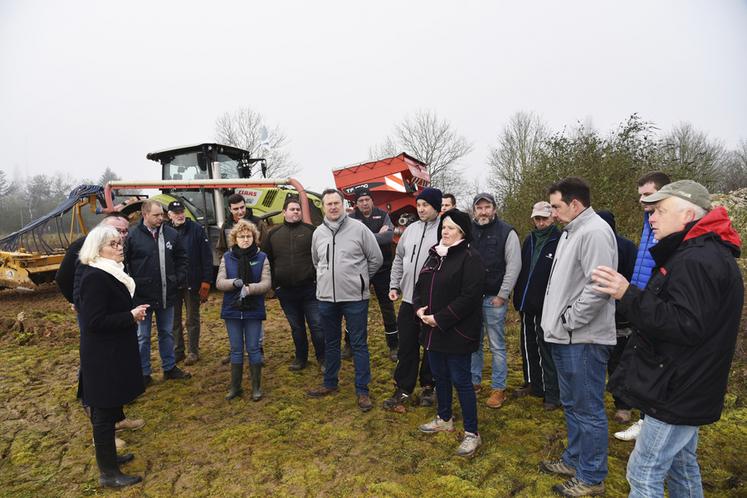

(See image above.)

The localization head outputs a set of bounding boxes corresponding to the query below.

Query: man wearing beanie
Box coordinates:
[349,187,399,361]
[383,187,442,412]
[470,192,522,409]
[307,188,383,412]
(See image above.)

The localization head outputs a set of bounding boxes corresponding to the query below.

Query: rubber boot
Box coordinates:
[94,428,142,488]
[225,363,243,400]
[250,363,262,401]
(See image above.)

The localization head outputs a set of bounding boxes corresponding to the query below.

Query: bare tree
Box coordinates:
[717,139,747,192]
[487,111,548,206]
[371,110,473,194]
[661,122,724,189]
[215,107,297,177]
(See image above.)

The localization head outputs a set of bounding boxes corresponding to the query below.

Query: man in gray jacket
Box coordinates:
[539,177,617,497]
[307,189,383,412]
[382,187,442,412]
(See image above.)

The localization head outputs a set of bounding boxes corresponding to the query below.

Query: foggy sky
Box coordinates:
[1,0,745,192]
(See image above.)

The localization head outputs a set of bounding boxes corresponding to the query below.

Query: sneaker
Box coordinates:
[184,353,199,366]
[539,459,576,477]
[288,358,308,371]
[341,343,353,360]
[486,389,506,409]
[163,366,192,380]
[419,386,435,407]
[306,385,339,398]
[455,431,481,457]
[142,375,152,387]
[552,477,605,497]
[614,419,643,441]
[614,409,632,424]
[115,418,145,432]
[382,389,411,413]
[388,347,398,362]
[357,394,373,412]
[419,415,454,433]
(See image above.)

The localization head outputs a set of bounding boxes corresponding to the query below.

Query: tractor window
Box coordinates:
[217,154,241,179]
[162,153,208,181]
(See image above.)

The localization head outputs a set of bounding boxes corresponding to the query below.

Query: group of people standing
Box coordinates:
[59,171,743,497]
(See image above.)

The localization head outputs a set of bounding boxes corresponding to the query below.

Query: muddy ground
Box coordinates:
[0,285,745,497]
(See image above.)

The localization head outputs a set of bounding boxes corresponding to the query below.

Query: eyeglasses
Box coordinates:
[107,240,123,248]
[236,234,253,240]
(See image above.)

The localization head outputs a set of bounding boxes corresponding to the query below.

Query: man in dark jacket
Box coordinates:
[596,210,637,425]
[470,192,522,409]
[264,197,325,372]
[512,201,561,409]
[350,187,398,361]
[125,199,191,385]
[167,201,213,366]
[593,180,743,497]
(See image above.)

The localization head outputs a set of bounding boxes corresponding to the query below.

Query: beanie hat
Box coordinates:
[596,210,617,232]
[438,208,472,243]
[416,187,443,212]
[354,187,372,201]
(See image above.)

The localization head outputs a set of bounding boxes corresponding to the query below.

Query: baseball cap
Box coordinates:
[168,200,185,212]
[354,187,372,201]
[642,180,711,211]
[530,201,552,218]
[473,192,496,207]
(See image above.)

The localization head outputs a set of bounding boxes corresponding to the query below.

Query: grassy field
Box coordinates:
[0,284,745,497]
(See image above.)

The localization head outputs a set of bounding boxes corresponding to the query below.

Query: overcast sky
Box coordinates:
[1,0,745,193]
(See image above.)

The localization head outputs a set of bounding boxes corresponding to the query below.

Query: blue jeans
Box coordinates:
[137,306,176,376]
[471,297,508,389]
[319,300,370,395]
[276,284,325,363]
[627,416,703,498]
[225,319,263,365]
[428,350,478,434]
[552,343,610,485]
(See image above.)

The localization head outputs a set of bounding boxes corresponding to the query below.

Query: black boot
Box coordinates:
[249,363,262,401]
[94,428,141,488]
[226,363,243,400]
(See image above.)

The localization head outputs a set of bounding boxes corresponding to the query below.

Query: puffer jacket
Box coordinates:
[630,211,657,289]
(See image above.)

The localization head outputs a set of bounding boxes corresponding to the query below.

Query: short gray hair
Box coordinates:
[79,226,120,265]
[669,196,707,220]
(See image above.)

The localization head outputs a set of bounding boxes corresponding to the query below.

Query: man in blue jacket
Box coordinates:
[615,171,671,442]
[512,201,561,410]
[167,201,213,366]
[125,199,191,386]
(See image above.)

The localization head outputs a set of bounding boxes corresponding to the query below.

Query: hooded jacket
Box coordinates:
[311,214,383,302]
[541,207,618,345]
[610,207,743,426]
[389,216,440,304]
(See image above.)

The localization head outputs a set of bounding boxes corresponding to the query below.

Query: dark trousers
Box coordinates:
[428,350,478,434]
[519,311,560,404]
[370,270,398,349]
[91,406,125,474]
[607,334,632,410]
[393,302,433,394]
[173,288,201,356]
[276,284,325,363]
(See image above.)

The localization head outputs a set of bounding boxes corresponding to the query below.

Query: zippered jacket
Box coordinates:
[311,215,383,302]
[216,249,271,320]
[389,217,440,303]
[540,207,618,345]
[610,207,743,426]
[630,211,657,289]
[264,220,316,289]
[413,241,485,354]
[512,226,560,315]
[171,219,213,290]
[124,220,188,309]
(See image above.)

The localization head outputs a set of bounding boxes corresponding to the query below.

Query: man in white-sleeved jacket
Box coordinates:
[382,187,442,412]
[538,177,617,498]
[306,188,383,413]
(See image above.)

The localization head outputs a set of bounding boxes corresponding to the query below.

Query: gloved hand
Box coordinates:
[233,279,244,289]
[199,282,210,303]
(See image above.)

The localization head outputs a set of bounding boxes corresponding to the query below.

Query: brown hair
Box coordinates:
[637,171,671,190]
